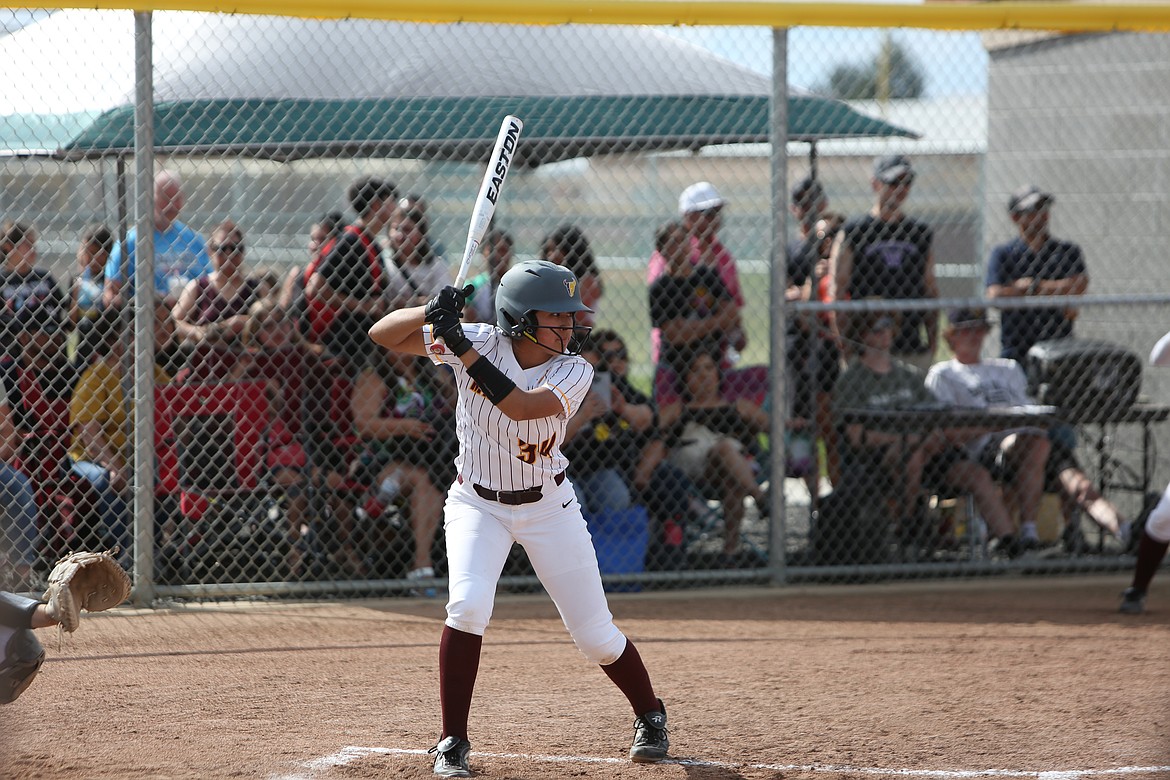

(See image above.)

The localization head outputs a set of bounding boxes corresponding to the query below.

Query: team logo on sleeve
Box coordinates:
[564,279,577,297]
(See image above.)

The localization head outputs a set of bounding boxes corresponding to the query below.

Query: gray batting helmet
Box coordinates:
[496,260,593,354]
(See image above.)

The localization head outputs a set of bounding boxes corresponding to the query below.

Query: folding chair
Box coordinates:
[156,380,287,583]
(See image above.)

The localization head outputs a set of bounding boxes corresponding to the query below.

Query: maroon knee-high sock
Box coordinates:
[600,639,659,716]
[439,626,482,741]
[1131,533,1170,593]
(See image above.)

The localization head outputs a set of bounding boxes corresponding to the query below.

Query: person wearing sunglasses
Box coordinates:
[172,220,261,349]
[985,185,1088,364]
[565,329,693,570]
[830,155,939,373]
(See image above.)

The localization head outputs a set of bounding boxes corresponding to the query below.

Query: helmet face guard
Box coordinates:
[496,260,593,355]
[498,311,591,356]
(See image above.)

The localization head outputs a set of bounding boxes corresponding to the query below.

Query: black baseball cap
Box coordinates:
[791,175,825,207]
[947,307,990,330]
[873,154,914,184]
[1008,185,1054,215]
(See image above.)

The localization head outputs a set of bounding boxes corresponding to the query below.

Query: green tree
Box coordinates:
[818,38,926,101]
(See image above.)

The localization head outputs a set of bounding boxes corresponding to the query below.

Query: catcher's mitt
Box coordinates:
[43,550,132,633]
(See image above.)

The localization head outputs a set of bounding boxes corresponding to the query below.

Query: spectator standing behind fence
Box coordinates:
[985,186,1089,364]
[69,305,174,564]
[830,155,939,373]
[350,348,456,587]
[384,195,451,310]
[648,220,740,405]
[785,178,830,490]
[103,170,210,307]
[305,177,396,374]
[925,308,1130,552]
[804,212,846,487]
[787,175,829,281]
[658,345,770,568]
[1119,329,1170,614]
[784,178,823,398]
[280,211,344,337]
[832,310,1029,557]
[0,222,66,365]
[647,182,746,364]
[172,221,261,350]
[542,225,603,327]
[464,228,514,325]
[68,224,114,365]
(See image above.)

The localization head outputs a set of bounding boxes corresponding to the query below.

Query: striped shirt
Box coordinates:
[424,322,592,491]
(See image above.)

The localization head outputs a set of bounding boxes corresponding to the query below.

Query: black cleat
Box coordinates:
[989,534,1024,559]
[429,735,472,777]
[630,699,669,763]
[1119,587,1146,615]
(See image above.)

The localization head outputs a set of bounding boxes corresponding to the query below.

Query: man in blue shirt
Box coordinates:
[103,170,210,307]
[985,186,1089,363]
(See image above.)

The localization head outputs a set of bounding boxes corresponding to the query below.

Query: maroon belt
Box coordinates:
[462,471,566,506]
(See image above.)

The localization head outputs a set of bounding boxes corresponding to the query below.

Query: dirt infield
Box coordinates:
[2,575,1168,779]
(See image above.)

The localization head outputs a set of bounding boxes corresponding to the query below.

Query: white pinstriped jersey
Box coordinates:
[423,322,592,491]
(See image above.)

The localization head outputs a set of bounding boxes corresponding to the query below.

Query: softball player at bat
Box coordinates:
[369,259,669,777]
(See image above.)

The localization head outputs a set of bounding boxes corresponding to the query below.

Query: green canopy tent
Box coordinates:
[0,11,920,164]
[64,92,914,165]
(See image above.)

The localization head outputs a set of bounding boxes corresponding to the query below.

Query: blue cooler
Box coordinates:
[585,506,649,592]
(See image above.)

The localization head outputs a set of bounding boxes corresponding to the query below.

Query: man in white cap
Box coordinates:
[646,182,746,375]
[679,181,742,309]
[830,155,939,372]
[985,185,1088,364]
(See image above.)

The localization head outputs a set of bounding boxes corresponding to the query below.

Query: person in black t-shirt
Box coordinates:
[829,155,939,372]
[985,185,1088,363]
[564,330,657,516]
[0,222,65,364]
[658,343,769,567]
[565,330,696,570]
[647,220,739,405]
[305,177,397,373]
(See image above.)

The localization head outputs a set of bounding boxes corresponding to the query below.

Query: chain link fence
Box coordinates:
[1,7,1168,599]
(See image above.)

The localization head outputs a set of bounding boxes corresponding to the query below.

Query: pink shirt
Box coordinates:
[646,237,743,306]
[646,237,743,363]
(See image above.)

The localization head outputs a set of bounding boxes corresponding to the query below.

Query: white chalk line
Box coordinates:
[272,745,1170,780]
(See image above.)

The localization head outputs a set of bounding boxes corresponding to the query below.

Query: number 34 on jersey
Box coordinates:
[517,434,556,464]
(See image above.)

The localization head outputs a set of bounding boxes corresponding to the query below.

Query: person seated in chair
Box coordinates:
[658,342,769,568]
[833,309,1027,557]
[565,330,693,570]
[350,346,456,586]
[925,308,1130,550]
[69,305,174,564]
[239,300,353,578]
[0,372,38,589]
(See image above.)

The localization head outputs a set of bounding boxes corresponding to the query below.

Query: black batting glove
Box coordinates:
[431,309,472,357]
[425,284,474,323]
